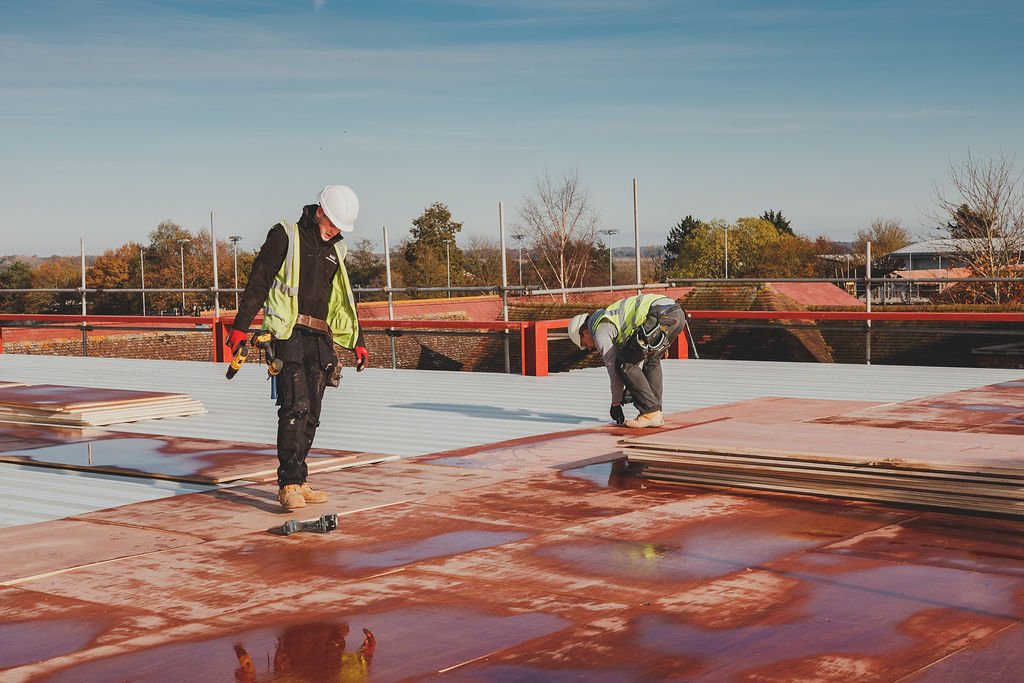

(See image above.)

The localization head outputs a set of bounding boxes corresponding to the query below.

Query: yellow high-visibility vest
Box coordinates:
[590,293,666,346]
[261,221,360,348]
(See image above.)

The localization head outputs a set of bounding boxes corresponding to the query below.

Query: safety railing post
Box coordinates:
[212,319,228,363]
[667,332,689,359]
[498,201,511,374]
[522,321,551,376]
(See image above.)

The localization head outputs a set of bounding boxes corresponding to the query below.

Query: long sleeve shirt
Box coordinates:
[233,204,364,347]
[594,296,675,404]
[592,321,626,404]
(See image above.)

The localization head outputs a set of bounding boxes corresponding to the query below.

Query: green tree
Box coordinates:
[663,215,703,275]
[760,209,793,235]
[28,257,80,313]
[346,238,386,301]
[144,221,195,313]
[670,217,781,278]
[400,238,452,297]
[401,203,464,296]
[0,260,33,312]
[946,203,993,239]
[730,217,783,277]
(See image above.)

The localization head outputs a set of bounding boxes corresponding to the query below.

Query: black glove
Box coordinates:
[610,404,625,425]
[621,389,634,405]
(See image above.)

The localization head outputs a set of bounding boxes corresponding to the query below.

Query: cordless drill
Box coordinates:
[225,332,284,379]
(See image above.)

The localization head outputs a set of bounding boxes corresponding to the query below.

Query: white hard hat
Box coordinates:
[317,185,359,232]
[567,313,590,349]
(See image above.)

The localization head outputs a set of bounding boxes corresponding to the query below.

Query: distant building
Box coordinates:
[888,238,1006,271]
[886,238,1021,302]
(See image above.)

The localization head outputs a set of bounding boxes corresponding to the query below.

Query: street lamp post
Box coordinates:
[178,238,190,313]
[444,239,452,298]
[228,235,243,310]
[599,228,619,289]
[511,233,525,286]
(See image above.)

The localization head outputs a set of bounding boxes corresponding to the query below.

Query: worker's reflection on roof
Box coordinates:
[233,622,375,682]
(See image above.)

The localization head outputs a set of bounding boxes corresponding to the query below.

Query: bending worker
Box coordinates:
[228,185,368,511]
[568,293,687,428]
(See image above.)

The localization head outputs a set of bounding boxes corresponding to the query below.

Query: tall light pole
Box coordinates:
[511,233,525,286]
[228,235,243,310]
[178,238,190,312]
[599,228,619,289]
[444,239,452,298]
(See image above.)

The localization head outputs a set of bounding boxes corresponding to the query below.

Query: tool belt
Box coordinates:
[295,314,332,336]
[619,303,683,363]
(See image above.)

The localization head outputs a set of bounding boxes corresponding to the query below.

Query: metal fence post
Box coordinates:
[865,242,872,365]
[499,201,510,374]
[80,237,88,357]
[383,225,397,370]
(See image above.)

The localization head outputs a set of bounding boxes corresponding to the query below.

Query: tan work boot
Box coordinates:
[625,411,664,428]
[299,483,328,504]
[278,484,306,511]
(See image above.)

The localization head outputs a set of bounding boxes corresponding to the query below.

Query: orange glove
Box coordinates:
[354,346,368,371]
[227,329,248,353]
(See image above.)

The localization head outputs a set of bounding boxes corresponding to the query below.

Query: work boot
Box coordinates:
[299,483,328,504]
[625,411,664,428]
[278,484,306,511]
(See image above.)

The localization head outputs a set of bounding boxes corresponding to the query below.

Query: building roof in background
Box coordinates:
[892,268,974,279]
[892,238,1004,255]
[767,282,863,307]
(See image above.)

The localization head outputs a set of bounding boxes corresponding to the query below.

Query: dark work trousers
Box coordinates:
[273,327,337,487]
[617,304,687,414]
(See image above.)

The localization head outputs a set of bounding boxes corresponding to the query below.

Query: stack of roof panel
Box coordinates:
[0,384,205,427]
[622,419,1024,517]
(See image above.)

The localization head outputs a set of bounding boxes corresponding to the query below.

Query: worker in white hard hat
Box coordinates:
[568,294,688,428]
[229,185,368,511]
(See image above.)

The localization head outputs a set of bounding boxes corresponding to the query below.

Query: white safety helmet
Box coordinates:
[567,313,590,349]
[317,185,359,232]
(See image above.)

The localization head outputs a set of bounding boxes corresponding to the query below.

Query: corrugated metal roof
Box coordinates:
[1,353,1021,527]
[0,463,211,528]
[2,354,1022,454]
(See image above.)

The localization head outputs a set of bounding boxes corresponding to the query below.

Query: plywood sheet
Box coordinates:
[0,586,183,671]
[0,384,191,410]
[13,505,542,622]
[414,494,908,606]
[624,420,1024,476]
[0,433,371,484]
[422,431,624,472]
[0,519,204,585]
[0,422,106,453]
[10,569,627,682]
[813,379,1024,435]
[0,383,205,426]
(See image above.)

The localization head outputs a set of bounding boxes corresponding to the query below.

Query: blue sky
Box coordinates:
[1,0,1021,256]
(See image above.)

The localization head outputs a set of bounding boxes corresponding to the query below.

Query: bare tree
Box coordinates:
[517,169,599,301]
[932,152,1024,303]
[462,235,503,286]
